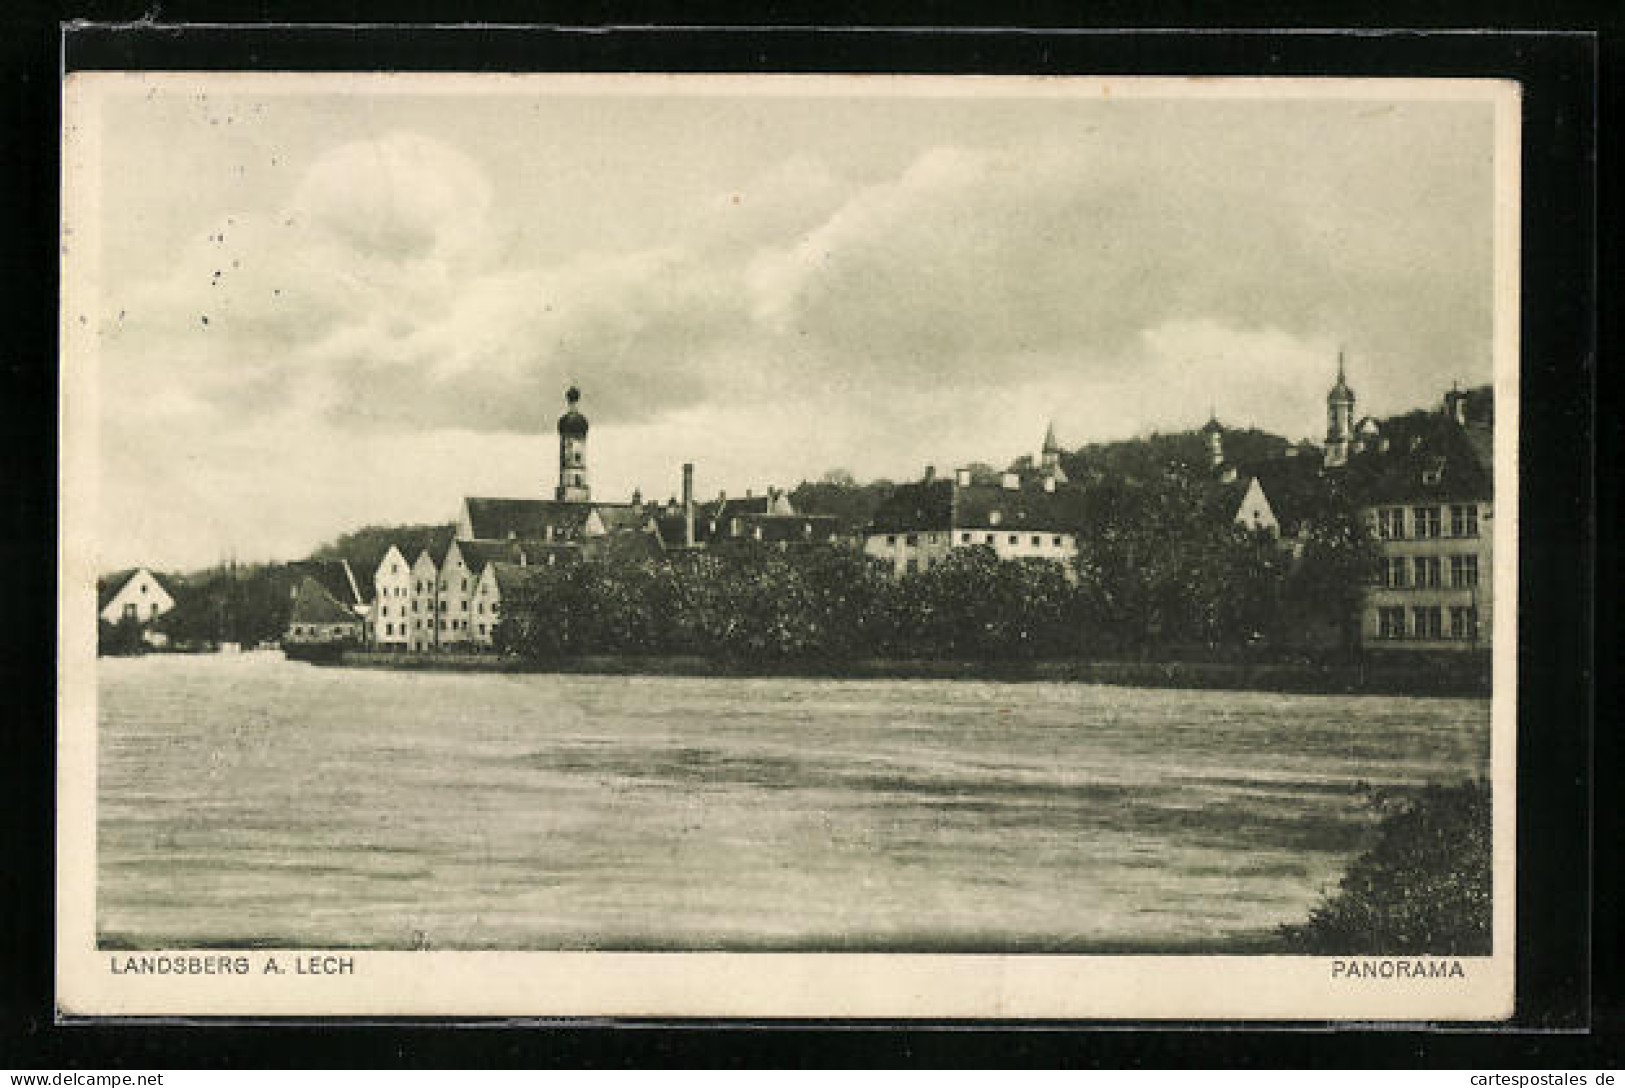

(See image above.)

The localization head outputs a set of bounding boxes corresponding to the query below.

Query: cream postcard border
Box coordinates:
[57,71,1521,1020]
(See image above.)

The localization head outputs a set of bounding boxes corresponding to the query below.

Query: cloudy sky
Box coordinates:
[77,75,1503,572]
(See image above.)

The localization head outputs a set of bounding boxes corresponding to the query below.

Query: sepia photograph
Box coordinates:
[57,71,1520,1020]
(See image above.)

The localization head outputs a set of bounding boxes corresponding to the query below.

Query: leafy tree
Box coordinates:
[312,523,457,579]
[1284,476,1383,652]
[788,477,896,536]
[98,615,145,656]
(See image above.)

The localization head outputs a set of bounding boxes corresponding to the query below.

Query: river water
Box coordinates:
[97,653,1490,951]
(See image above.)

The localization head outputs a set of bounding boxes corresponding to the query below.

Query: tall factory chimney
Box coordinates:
[682,463,696,549]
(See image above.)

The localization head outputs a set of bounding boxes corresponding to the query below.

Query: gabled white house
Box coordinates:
[370,545,412,650]
[98,568,175,626]
[408,549,439,653]
[435,540,480,650]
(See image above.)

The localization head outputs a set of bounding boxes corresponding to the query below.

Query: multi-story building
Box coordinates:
[1222,361,1494,651]
[370,545,412,650]
[864,458,1082,579]
[407,548,439,653]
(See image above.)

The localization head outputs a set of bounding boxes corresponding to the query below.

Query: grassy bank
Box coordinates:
[339,649,1489,697]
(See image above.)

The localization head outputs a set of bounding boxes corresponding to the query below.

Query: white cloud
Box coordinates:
[91,95,1498,570]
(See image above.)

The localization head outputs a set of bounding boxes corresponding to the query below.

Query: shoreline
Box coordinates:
[337,649,1491,698]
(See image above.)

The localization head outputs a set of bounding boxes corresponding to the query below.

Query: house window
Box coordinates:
[479,624,486,636]
[491,602,500,614]
[1007,535,1018,546]
[1421,456,1446,486]
[1411,606,1443,640]
[905,558,918,575]
[1377,507,1407,539]
[478,602,485,614]
[461,601,468,611]
[1413,506,1441,538]
[1378,607,1406,640]
[960,533,971,544]
[1053,536,1063,546]
[1450,554,1479,588]
[905,534,918,546]
[439,580,447,591]
[385,623,393,636]
[139,583,147,595]
[1451,504,1479,537]
[1413,556,1442,588]
[1031,536,1041,547]
[1449,606,1479,641]
[886,535,897,546]
[1382,557,1409,588]
[392,564,399,574]
[461,577,468,591]
[122,603,137,620]
[411,600,418,613]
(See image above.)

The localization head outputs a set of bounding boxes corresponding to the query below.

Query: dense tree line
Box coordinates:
[497,471,1378,665]
[310,522,457,579]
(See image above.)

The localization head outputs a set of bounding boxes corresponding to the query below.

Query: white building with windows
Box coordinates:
[863,459,1082,579]
[370,545,412,650]
[407,549,439,653]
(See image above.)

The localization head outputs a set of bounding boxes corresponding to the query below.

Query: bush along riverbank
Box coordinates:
[1279,779,1493,955]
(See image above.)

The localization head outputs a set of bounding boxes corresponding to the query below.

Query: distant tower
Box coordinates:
[556,385,591,502]
[1325,351,1356,468]
[1040,420,1069,484]
[1200,409,1225,469]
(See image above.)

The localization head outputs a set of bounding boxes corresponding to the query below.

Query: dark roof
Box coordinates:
[462,497,633,542]
[285,559,366,606]
[953,480,1086,531]
[456,539,523,574]
[867,479,955,533]
[288,576,361,625]
[97,568,138,611]
[489,561,549,597]
[652,512,714,550]
[867,478,1084,533]
[580,529,666,564]
[701,494,778,520]
[1342,413,1493,504]
[594,506,651,534]
[732,513,843,543]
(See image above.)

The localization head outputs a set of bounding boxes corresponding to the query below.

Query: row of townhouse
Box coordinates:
[370,540,548,653]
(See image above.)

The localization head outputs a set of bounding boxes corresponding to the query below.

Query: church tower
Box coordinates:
[1324,351,1356,468]
[1040,421,1069,484]
[1200,409,1225,469]
[556,385,591,502]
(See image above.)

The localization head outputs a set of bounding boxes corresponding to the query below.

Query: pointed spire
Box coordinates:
[1042,419,1060,454]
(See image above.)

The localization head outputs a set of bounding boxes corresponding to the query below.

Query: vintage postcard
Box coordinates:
[58,71,1519,1020]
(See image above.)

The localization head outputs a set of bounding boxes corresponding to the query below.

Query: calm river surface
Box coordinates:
[98,653,1490,951]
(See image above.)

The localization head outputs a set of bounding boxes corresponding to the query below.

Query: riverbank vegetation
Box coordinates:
[1279,779,1493,955]
[497,461,1381,667]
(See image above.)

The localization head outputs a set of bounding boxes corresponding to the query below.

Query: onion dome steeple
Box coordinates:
[555,385,591,501]
[557,384,590,438]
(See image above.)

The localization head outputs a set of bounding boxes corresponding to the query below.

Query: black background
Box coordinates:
[2,4,1611,1069]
